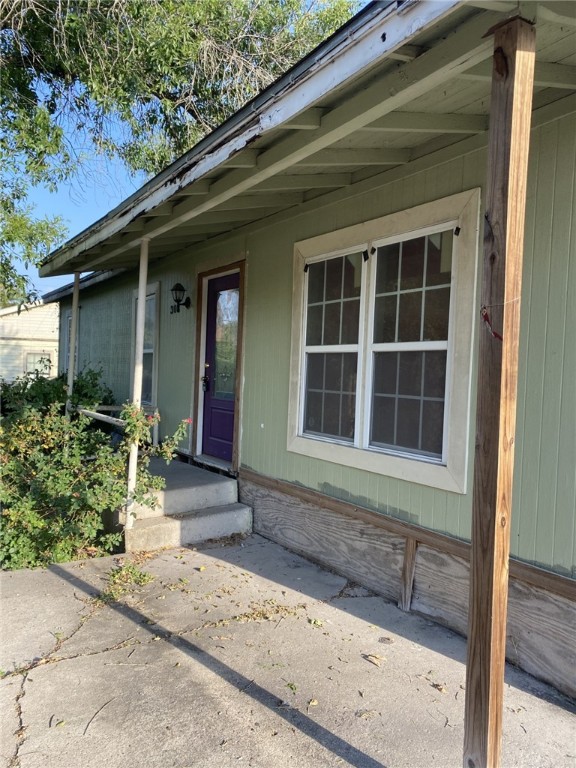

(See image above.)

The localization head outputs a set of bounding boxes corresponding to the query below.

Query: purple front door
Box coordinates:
[202,273,240,462]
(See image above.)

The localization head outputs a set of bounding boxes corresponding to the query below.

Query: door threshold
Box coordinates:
[194,454,236,477]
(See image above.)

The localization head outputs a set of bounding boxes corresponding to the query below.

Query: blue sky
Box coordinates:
[26,157,148,297]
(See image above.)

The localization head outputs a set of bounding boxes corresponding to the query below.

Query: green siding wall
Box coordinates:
[512,114,576,577]
[240,113,575,577]
[59,275,134,403]
[58,110,575,577]
[240,156,482,545]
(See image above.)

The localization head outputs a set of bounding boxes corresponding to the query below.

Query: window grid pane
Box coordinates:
[304,352,357,441]
[370,350,447,459]
[374,232,453,345]
[306,253,362,347]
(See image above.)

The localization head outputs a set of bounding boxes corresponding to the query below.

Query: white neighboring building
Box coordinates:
[0,303,59,381]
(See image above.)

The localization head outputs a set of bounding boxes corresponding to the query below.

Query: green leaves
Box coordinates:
[0,365,192,570]
[1,0,357,305]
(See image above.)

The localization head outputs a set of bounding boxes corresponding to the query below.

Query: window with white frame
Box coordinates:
[63,309,78,375]
[26,351,51,375]
[288,190,480,494]
[142,293,156,404]
[132,285,159,406]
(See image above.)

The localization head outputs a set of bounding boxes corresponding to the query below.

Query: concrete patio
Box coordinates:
[1,535,574,768]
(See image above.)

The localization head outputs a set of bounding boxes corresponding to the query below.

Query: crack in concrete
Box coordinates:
[8,672,27,768]
[325,580,377,603]
[3,600,103,680]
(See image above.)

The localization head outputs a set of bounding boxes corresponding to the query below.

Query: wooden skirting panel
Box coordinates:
[239,470,576,699]
[410,545,470,636]
[240,477,404,602]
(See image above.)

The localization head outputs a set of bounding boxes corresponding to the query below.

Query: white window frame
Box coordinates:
[25,351,52,376]
[287,189,480,494]
[131,282,160,407]
[62,309,78,376]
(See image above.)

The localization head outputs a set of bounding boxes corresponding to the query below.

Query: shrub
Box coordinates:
[0,406,126,569]
[0,386,187,570]
[0,365,115,418]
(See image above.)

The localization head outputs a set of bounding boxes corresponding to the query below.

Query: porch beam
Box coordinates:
[388,44,425,61]
[221,149,259,168]
[362,111,489,133]
[215,193,304,209]
[253,173,353,190]
[296,148,410,166]
[65,272,80,414]
[460,60,576,89]
[464,17,535,768]
[143,202,173,218]
[126,238,149,531]
[284,108,323,130]
[536,1,576,28]
[175,180,211,196]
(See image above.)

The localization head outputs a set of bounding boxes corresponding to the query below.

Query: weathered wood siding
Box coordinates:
[240,475,576,698]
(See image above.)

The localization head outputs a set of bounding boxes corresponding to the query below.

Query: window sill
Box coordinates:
[287,434,466,494]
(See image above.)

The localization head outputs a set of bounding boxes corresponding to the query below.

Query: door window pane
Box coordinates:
[214,288,239,400]
[144,295,155,350]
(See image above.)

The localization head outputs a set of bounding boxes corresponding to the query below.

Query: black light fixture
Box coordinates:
[170,283,191,313]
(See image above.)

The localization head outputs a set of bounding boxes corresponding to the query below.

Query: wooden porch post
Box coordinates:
[65,272,80,414]
[464,18,535,768]
[126,238,149,530]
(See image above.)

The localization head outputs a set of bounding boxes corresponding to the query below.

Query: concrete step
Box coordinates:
[125,503,252,551]
[134,460,238,519]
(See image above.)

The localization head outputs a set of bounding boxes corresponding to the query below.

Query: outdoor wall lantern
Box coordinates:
[170,283,191,313]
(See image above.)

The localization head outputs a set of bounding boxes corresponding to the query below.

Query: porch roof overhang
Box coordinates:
[40,0,576,281]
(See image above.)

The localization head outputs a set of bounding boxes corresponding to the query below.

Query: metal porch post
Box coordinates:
[126,238,149,530]
[65,272,80,414]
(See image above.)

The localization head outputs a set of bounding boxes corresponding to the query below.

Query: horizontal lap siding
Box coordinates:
[0,304,59,382]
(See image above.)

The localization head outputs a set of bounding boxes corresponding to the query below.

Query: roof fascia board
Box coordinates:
[42,269,125,302]
[41,0,464,277]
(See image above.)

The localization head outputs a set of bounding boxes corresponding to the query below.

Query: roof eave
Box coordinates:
[40,0,465,278]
